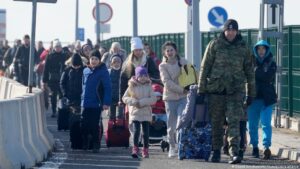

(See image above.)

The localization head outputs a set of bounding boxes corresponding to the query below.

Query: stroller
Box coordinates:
[149,83,169,152]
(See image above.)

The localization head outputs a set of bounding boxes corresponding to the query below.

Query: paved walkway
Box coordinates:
[36,111,300,169]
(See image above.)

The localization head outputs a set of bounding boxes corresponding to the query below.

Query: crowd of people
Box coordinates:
[0,18,277,164]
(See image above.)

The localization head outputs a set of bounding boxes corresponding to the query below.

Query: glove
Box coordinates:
[245,96,254,106]
[196,93,205,104]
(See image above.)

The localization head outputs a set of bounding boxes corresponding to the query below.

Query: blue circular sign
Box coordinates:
[208,6,228,28]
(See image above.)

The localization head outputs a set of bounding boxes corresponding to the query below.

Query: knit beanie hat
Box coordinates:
[71,53,83,66]
[110,54,122,63]
[135,66,148,78]
[131,37,143,51]
[89,49,101,60]
[223,19,239,31]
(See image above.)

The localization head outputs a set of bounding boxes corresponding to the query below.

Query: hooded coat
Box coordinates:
[122,77,156,123]
[253,40,277,106]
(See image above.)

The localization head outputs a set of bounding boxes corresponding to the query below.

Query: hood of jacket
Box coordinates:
[253,40,271,63]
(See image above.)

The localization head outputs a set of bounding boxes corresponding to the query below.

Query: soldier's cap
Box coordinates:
[223,19,239,31]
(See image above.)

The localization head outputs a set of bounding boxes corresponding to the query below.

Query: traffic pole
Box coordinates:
[28,0,37,93]
[133,0,138,37]
[96,0,100,43]
[192,0,201,70]
[75,0,79,41]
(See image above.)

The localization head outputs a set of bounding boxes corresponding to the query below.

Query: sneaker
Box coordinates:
[228,155,242,164]
[168,146,176,158]
[252,147,260,158]
[142,148,149,158]
[263,148,271,160]
[131,146,139,158]
[211,150,221,162]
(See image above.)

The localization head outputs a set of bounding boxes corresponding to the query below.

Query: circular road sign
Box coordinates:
[93,2,113,24]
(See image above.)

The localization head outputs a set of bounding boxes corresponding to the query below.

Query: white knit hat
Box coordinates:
[130,37,143,51]
[53,39,62,47]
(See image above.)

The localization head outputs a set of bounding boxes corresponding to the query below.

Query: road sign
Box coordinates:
[13,0,57,3]
[208,6,228,28]
[77,28,84,41]
[267,4,279,28]
[93,3,113,24]
[185,0,192,6]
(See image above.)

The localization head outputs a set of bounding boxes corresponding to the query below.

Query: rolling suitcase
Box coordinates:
[57,98,70,131]
[69,113,82,149]
[105,106,130,148]
[178,95,212,161]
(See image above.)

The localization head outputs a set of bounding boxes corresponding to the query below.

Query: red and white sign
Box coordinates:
[92,2,113,24]
[185,0,192,6]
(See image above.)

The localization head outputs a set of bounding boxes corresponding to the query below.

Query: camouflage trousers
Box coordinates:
[208,92,244,156]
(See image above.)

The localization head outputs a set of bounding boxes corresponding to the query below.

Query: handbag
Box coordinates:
[178,64,198,90]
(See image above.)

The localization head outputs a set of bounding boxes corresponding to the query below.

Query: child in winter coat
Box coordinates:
[248,40,277,160]
[108,54,123,120]
[122,66,156,158]
[81,49,111,153]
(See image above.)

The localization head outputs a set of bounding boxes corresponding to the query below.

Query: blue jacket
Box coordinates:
[81,63,112,108]
[253,40,277,106]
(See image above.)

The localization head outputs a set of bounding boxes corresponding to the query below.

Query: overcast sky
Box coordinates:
[0,0,299,45]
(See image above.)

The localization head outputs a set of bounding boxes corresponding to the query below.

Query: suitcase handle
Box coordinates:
[112,105,127,127]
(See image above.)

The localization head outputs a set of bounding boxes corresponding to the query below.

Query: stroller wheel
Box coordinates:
[160,140,169,152]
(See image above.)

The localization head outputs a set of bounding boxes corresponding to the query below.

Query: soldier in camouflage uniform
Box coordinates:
[197,19,255,164]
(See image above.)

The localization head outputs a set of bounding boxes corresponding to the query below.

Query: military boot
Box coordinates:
[228,155,242,164]
[211,150,221,162]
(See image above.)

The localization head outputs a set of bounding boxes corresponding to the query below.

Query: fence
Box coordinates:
[101,25,300,117]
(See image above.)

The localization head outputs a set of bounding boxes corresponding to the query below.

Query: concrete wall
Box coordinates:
[0,77,54,169]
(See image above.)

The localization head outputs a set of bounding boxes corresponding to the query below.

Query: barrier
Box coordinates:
[0,77,54,169]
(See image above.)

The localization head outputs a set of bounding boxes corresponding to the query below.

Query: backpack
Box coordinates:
[178,64,198,90]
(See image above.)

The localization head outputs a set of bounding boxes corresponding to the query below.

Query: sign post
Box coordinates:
[13,0,57,93]
[93,2,113,42]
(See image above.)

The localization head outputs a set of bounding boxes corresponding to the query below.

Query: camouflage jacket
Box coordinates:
[198,33,256,97]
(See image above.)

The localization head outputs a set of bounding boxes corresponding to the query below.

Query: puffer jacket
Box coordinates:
[81,63,112,108]
[159,57,188,101]
[60,66,84,106]
[122,77,156,123]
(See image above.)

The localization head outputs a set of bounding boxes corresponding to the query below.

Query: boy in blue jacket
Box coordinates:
[81,49,112,153]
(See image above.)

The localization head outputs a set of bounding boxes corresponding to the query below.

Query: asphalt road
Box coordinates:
[36,112,300,169]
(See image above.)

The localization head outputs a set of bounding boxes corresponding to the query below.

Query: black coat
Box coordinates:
[255,53,277,106]
[109,68,121,104]
[60,66,84,106]
[13,44,37,85]
[42,51,67,85]
[119,56,160,102]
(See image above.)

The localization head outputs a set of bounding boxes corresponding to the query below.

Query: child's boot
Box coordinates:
[132,146,139,158]
[142,147,149,158]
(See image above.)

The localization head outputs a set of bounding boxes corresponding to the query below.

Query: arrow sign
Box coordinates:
[208,6,228,28]
[271,4,277,24]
